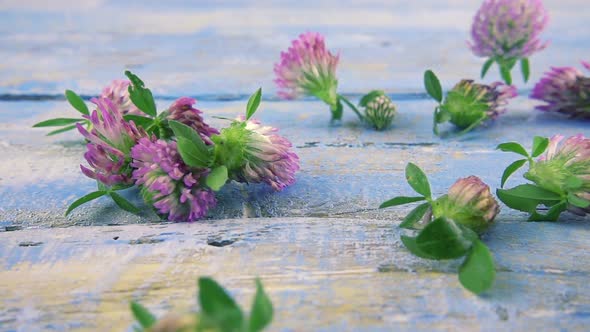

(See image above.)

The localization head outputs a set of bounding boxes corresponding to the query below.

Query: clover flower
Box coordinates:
[77,98,146,185]
[212,117,299,191]
[530,62,590,119]
[469,0,549,84]
[274,32,341,119]
[100,80,143,116]
[131,138,217,222]
[363,94,396,130]
[440,79,517,130]
[433,176,500,234]
[525,134,590,216]
[166,97,219,144]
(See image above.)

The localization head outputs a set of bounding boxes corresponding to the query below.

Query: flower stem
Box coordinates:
[338,94,364,122]
[454,114,487,137]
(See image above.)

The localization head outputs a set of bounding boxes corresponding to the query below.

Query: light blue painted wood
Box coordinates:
[0,0,589,331]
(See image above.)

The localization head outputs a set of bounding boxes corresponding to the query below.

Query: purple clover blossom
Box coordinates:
[212,117,300,191]
[274,32,341,119]
[469,0,549,59]
[131,138,217,222]
[433,176,500,234]
[526,134,590,216]
[100,80,143,116]
[77,97,146,185]
[530,62,590,119]
[440,80,517,131]
[166,97,219,144]
[469,0,549,84]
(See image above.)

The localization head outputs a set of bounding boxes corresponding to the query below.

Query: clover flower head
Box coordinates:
[166,97,220,144]
[100,80,143,116]
[212,117,299,191]
[77,97,146,185]
[274,32,339,107]
[364,94,396,130]
[131,138,217,222]
[530,62,590,119]
[469,0,549,60]
[526,134,590,216]
[433,176,500,234]
[442,79,517,129]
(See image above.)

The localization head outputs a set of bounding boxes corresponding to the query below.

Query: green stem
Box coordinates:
[338,94,364,122]
[453,114,487,137]
[433,106,440,136]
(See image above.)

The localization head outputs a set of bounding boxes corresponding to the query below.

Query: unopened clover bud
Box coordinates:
[148,313,200,332]
[440,80,516,130]
[525,134,590,216]
[432,176,500,234]
[211,117,300,191]
[362,93,396,130]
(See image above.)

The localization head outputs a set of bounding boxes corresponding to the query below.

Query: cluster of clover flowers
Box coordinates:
[380,133,590,294]
[131,277,274,332]
[275,0,589,135]
[33,72,300,222]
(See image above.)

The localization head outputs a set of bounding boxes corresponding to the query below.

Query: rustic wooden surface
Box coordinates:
[1,0,589,331]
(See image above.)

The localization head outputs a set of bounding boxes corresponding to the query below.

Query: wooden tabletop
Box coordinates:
[0,1,589,331]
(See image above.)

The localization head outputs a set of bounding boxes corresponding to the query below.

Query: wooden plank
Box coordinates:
[0,218,589,331]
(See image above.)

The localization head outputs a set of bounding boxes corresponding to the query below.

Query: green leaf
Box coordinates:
[520,58,530,83]
[125,70,157,117]
[400,235,436,259]
[458,240,495,294]
[405,163,432,199]
[198,277,244,332]
[399,202,430,229]
[379,196,425,209]
[110,192,141,215]
[169,120,212,168]
[531,136,549,157]
[568,193,590,208]
[130,301,157,329]
[500,65,512,85]
[565,176,584,190]
[65,191,106,216]
[206,166,228,191]
[497,184,562,213]
[481,58,495,79]
[498,184,562,202]
[123,114,155,128]
[500,159,527,187]
[496,142,529,158]
[415,217,473,260]
[65,90,89,115]
[528,201,567,222]
[47,124,79,136]
[177,137,211,168]
[249,279,273,332]
[246,88,262,120]
[33,118,83,127]
[424,70,443,103]
[358,90,385,107]
[434,107,451,124]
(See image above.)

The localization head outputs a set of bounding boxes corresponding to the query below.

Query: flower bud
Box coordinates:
[148,313,200,332]
[441,80,516,129]
[432,176,500,234]
[212,117,299,191]
[525,134,590,216]
[363,94,396,130]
